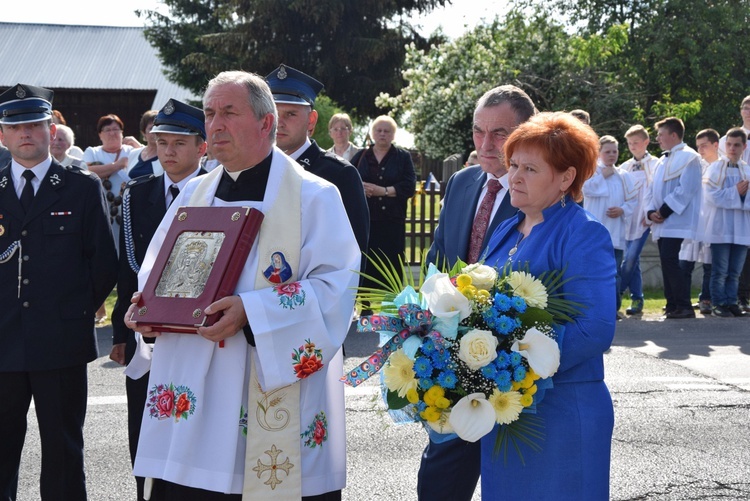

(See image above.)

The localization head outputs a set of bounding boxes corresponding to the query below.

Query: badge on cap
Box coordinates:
[0,224,5,237]
[15,86,26,99]
[277,66,288,80]
[164,100,175,115]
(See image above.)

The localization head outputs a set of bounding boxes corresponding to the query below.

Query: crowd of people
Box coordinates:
[0,67,746,501]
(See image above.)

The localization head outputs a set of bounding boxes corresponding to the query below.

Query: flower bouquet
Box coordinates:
[342,256,580,461]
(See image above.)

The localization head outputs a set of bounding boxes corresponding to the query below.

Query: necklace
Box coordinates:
[507,230,524,257]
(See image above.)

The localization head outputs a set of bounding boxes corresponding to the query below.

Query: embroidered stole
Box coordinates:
[188,159,304,499]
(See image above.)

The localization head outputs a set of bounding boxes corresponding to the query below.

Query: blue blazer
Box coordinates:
[426,165,516,268]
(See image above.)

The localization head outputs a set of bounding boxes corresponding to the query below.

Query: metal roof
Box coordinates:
[0,22,196,107]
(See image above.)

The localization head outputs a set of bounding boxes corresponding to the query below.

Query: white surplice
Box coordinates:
[131,148,360,496]
[699,158,750,245]
[583,164,638,250]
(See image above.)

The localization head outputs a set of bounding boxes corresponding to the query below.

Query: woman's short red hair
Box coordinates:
[504,112,599,202]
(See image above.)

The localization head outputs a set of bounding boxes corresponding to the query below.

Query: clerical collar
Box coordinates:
[223,152,274,181]
[215,151,273,202]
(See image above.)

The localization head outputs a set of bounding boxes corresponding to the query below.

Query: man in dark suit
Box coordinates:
[0,83,118,500]
[266,65,369,256]
[109,99,207,501]
[421,85,537,500]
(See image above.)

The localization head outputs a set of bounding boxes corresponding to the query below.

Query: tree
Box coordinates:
[138,0,448,118]
[377,8,631,160]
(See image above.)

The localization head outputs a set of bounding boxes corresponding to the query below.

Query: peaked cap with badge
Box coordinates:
[265,64,324,106]
[151,98,206,140]
[0,83,54,124]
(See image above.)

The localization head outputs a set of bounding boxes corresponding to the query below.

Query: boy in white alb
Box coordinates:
[700,127,750,317]
[583,135,638,314]
[618,126,657,315]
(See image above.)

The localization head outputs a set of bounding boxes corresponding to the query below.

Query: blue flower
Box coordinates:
[482,309,499,329]
[510,352,523,366]
[437,370,458,389]
[481,365,498,379]
[495,370,512,391]
[419,377,434,390]
[495,351,510,369]
[513,365,527,382]
[494,293,512,312]
[421,339,437,355]
[511,296,527,313]
[430,349,449,370]
[495,315,515,335]
[414,357,434,378]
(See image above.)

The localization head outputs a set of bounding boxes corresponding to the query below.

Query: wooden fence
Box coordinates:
[404,181,443,266]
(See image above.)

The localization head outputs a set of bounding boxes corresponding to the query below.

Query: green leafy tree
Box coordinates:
[138,0,448,118]
[377,8,631,159]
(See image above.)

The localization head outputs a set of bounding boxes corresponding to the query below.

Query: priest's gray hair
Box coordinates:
[204,71,277,140]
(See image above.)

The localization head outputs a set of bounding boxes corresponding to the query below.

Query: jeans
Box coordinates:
[657,237,692,311]
[710,243,748,306]
[679,260,711,301]
[614,248,624,310]
[620,229,650,300]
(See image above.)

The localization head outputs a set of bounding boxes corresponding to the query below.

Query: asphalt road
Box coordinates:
[15,313,750,500]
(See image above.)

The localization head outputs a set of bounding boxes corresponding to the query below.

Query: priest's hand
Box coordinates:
[124,291,162,338]
[198,295,248,342]
[109,343,126,365]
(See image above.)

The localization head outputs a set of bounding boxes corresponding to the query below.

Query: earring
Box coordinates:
[560,193,566,207]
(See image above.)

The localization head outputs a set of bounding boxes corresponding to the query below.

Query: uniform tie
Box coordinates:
[20,170,36,213]
[169,184,180,206]
[467,179,502,264]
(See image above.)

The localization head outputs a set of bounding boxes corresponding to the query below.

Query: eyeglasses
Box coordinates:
[330,127,351,132]
[101,127,122,133]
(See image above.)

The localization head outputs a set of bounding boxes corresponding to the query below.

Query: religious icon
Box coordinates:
[156,231,225,298]
[263,251,293,284]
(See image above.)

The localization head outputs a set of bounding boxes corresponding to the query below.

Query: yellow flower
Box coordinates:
[406,388,420,404]
[420,406,442,422]
[488,389,523,425]
[525,384,538,396]
[435,397,451,409]
[511,381,522,391]
[476,289,491,301]
[424,385,445,406]
[461,285,477,300]
[519,374,535,389]
[506,271,548,308]
[520,393,534,407]
[383,349,418,398]
[456,274,472,288]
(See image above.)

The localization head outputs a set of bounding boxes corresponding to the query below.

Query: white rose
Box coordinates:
[458,329,498,370]
[462,263,497,291]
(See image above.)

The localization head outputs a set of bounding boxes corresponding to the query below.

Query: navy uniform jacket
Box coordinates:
[426,165,516,269]
[111,171,204,363]
[0,160,118,372]
[297,140,369,254]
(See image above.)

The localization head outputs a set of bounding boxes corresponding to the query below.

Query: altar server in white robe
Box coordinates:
[645,117,703,319]
[583,135,638,313]
[699,127,750,317]
[125,71,359,501]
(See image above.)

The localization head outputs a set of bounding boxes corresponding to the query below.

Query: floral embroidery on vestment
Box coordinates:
[273,281,306,309]
[300,411,328,448]
[292,339,324,379]
[147,383,197,421]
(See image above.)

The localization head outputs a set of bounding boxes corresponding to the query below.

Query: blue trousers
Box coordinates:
[710,243,748,306]
[619,229,650,300]
[417,436,480,501]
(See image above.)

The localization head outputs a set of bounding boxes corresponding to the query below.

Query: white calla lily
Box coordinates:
[448,393,496,442]
[420,272,471,321]
[511,327,560,378]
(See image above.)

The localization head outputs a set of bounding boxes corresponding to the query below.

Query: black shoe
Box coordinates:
[727,304,746,317]
[740,299,750,313]
[666,308,696,319]
[712,305,733,318]
[698,300,712,315]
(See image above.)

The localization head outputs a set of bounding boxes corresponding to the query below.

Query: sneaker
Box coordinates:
[740,299,750,313]
[698,300,712,315]
[727,304,746,317]
[712,305,734,318]
[626,298,644,315]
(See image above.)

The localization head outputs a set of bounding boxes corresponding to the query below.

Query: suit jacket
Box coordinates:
[298,140,370,254]
[112,170,205,363]
[426,165,516,268]
[0,160,118,371]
